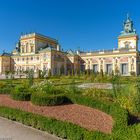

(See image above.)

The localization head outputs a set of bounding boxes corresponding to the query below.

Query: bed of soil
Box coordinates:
[0,95,113,134]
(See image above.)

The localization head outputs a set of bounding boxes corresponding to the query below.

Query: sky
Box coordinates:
[0,0,140,53]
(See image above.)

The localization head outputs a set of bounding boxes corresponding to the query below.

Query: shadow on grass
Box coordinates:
[128,114,140,125]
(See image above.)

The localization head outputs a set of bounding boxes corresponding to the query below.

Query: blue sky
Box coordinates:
[0,0,140,53]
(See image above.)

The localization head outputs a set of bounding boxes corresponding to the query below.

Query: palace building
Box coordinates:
[0,15,140,76]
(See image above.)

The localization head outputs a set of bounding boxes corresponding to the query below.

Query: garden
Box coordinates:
[0,71,140,139]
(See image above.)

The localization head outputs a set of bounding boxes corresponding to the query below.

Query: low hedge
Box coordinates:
[0,106,140,139]
[11,92,31,101]
[66,94,129,135]
[31,91,128,134]
[0,106,110,140]
[0,87,12,94]
[31,93,69,106]
[10,85,31,101]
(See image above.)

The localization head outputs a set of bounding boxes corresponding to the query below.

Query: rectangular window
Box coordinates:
[93,64,98,73]
[121,63,128,75]
[80,65,85,72]
[106,64,112,74]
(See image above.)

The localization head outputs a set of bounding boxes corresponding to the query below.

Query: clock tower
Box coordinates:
[118,14,139,50]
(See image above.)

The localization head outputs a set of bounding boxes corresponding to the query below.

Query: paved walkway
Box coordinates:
[0,117,61,140]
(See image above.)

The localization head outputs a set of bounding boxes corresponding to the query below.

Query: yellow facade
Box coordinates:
[11,33,64,75]
[0,15,140,76]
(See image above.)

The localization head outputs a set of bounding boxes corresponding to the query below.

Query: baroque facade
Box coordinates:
[0,15,140,76]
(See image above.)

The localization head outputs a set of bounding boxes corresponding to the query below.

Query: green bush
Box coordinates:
[31,93,69,106]
[0,87,12,94]
[11,85,31,101]
[0,82,13,94]
[11,92,31,101]
[0,106,110,140]
[0,106,140,139]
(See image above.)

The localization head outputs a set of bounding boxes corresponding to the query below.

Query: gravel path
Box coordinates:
[0,95,113,134]
[0,117,61,140]
[78,83,112,89]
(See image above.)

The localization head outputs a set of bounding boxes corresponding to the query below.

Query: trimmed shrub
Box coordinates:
[0,106,140,139]
[0,82,13,94]
[0,106,110,140]
[11,92,31,101]
[31,93,70,106]
[0,87,12,94]
[11,85,31,101]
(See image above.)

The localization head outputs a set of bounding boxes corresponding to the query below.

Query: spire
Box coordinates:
[127,13,129,20]
[120,14,136,36]
[126,13,131,22]
[127,13,129,18]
